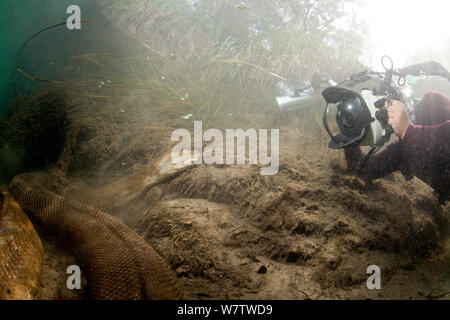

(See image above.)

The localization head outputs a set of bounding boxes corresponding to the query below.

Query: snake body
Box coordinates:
[7,173,184,300]
[0,188,43,300]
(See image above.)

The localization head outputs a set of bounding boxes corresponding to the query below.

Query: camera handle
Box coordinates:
[373,56,402,139]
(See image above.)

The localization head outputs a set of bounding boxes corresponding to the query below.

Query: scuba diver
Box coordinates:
[276,58,450,203]
[344,91,450,204]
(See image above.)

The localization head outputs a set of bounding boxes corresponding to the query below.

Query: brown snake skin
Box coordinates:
[8,173,184,300]
[0,188,43,300]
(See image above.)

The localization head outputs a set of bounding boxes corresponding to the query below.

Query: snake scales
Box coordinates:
[0,152,197,300]
[0,188,43,299]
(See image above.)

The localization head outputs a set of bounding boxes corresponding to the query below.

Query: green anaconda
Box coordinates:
[0,189,43,300]
[1,152,200,300]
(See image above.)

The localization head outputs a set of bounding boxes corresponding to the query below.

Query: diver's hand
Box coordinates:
[388,100,410,139]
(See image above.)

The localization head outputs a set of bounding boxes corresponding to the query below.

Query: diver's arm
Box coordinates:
[345,121,449,186]
[344,141,406,180]
[403,121,450,148]
[343,146,364,172]
[402,121,450,202]
[343,100,410,178]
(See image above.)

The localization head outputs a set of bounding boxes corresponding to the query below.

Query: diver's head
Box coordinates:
[414,91,450,126]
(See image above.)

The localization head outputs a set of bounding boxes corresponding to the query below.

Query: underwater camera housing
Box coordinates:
[274,73,398,149]
[322,85,394,149]
[322,56,420,149]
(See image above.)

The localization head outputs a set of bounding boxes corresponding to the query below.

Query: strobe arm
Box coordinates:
[398,61,450,81]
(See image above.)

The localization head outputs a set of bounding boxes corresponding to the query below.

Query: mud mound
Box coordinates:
[138,199,261,299]
[151,161,447,293]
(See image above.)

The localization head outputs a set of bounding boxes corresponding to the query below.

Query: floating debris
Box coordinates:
[120,108,125,113]
[181,114,193,120]
[236,2,247,9]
